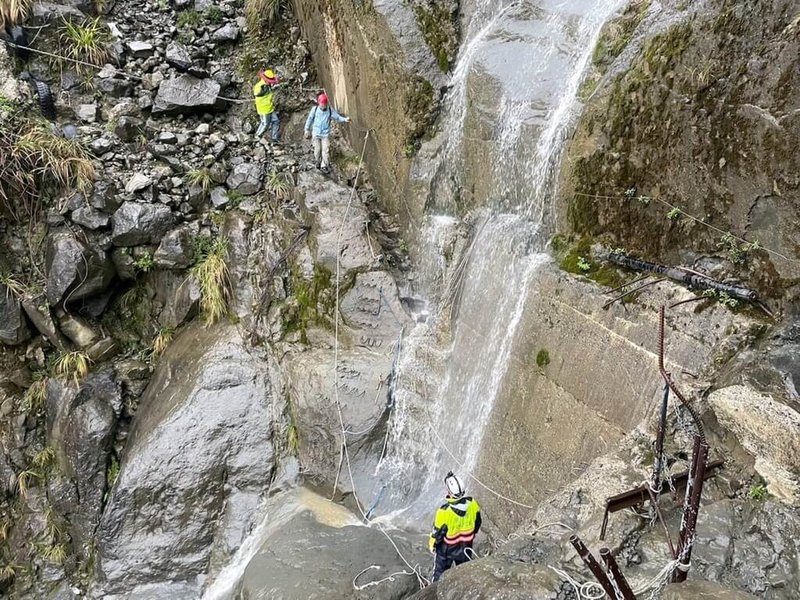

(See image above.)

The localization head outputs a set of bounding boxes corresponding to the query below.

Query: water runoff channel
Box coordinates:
[203,1,626,597]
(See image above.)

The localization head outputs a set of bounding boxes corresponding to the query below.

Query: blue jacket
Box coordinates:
[304,105,348,138]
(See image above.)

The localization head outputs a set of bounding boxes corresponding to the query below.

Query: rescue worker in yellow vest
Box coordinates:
[428,471,481,582]
[253,69,280,141]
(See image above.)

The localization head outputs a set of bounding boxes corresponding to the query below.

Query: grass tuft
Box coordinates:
[1,111,95,221]
[187,168,212,196]
[14,469,41,499]
[58,17,113,70]
[32,447,56,470]
[266,168,290,199]
[193,238,231,324]
[245,0,283,31]
[54,351,92,386]
[22,374,48,412]
[151,326,175,358]
[0,0,32,28]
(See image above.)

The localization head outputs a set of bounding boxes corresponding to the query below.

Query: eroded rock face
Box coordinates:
[297,172,374,272]
[662,582,758,600]
[95,323,277,598]
[709,385,800,504]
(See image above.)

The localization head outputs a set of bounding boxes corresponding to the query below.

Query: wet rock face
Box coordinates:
[152,74,221,115]
[236,510,421,600]
[409,558,562,599]
[293,0,446,229]
[559,0,800,301]
[45,232,115,306]
[46,373,120,547]
[95,323,277,597]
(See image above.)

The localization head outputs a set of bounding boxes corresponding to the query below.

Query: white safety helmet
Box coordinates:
[445,471,465,498]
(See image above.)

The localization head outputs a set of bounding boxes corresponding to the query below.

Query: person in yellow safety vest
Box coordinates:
[253,69,280,141]
[428,471,482,582]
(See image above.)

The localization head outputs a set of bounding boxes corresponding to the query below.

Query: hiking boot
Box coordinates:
[320,165,330,175]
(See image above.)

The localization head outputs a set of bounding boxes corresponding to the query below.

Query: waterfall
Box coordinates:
[377,0,625,526]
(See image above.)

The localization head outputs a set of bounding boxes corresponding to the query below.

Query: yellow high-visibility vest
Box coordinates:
[253,81,275,115]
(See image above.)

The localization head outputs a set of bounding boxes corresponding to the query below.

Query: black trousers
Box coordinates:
[432,543,471,582]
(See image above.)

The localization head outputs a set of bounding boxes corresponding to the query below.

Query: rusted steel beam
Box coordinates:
[673,437,709,583]
[570,535,623,600]
[599,459,723,539]
[651,383,670,491]
[600,547,637,600]
[658,306,706,442]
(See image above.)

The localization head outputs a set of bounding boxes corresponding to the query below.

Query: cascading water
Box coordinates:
[376,0,625,526]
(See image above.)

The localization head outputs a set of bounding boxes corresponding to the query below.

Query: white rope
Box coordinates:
[326,131,429,591]
[549,566,606,600]
[429,424,536,510]
[352,565,417,591]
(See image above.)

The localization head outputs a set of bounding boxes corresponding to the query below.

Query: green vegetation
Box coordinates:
[177,9,201,28]
[106,455,120,488]
[205,5,223,24]
[536,349,550,368]
[135,253,154,273]
[226,190,244,208]
[748,483,767,501]
[193,237,231,324]
[667,207,682,221]
[1,105,95,221]
[266,169,290,199]
[54,351,92,385]
[14,469,41,499]
[187,168,212,196]
[719,232,759,265]
[245,0,283,31]
[59,17,113,70]
[557,237,626,288]
[404,76,436,153]
[0,0,32,28]
[285,264,336,341]
[702,289,738,309]
[32,447,55,470]
[413,2,457,72]
[592,1,651,68]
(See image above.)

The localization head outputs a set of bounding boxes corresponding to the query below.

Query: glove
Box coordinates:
[304,131,311,139]
[345,117,351,123]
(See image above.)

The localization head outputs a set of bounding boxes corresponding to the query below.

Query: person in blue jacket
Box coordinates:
[304,93,350,174]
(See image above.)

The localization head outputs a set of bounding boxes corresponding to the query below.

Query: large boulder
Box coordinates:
[153,226,194,269]
[46,372,120,549]
[709,385,800,504]
[45,232,115,306]
[111,201,175,246]
[95,323,278,598]
[152,75,221,115]
[226,162,261,196]
[0,284,31,345]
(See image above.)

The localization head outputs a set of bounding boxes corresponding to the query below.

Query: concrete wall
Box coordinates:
[475,264,758,532]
